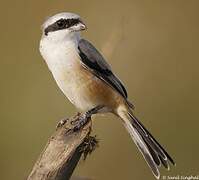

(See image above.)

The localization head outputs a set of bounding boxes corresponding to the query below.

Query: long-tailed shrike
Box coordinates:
[39,12,175,179]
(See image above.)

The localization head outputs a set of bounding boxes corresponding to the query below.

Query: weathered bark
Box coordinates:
[27,107,100,180]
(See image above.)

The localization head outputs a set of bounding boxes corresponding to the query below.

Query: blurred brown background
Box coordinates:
[0,0,198,180]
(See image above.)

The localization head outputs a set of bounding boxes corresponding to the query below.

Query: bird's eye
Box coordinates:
[67,19,73,26]
[66,18,79,28]
[56,19,66,28]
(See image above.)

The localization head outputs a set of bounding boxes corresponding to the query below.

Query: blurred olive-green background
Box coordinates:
[0,1,199,180]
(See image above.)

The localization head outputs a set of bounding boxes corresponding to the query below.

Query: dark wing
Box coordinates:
[78,38,128,99]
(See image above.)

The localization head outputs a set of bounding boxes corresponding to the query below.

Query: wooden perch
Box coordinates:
[27,106,102,180]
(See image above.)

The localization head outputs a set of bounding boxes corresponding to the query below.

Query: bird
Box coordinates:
[39,12,175,179]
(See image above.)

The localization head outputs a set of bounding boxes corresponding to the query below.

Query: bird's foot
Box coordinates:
[71,105,104,132]
[72,113,89,132]
[56,118,69,130]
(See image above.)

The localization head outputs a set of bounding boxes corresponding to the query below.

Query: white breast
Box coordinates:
[40,36,98,111]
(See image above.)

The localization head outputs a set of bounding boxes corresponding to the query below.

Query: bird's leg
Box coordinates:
[71,105,104,132]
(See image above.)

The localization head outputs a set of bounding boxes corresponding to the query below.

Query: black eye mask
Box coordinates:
[44,18,80,36]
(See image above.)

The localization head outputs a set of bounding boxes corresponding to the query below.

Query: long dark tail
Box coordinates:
[118,106,175,179]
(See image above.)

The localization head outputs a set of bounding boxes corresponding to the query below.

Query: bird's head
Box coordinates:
[42,12,86,41]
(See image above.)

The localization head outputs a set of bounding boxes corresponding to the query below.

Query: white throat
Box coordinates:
[39,32,81,72]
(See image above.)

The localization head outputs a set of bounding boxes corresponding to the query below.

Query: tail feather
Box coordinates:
[142,137,161,167]
[130,113,175,165]
[124,117,160,179]
[118,107,175,179]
